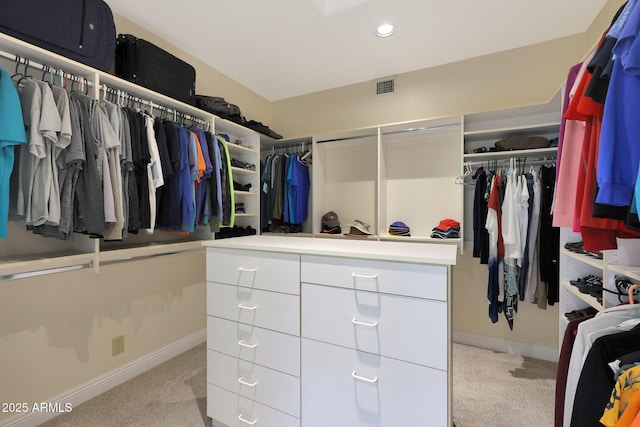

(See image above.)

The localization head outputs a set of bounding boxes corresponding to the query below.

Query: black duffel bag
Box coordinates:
[195,95,245,124]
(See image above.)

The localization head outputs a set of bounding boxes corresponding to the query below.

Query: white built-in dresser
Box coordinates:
[203,236,457,427]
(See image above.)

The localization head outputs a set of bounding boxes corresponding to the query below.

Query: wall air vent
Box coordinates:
[375,77,396,96]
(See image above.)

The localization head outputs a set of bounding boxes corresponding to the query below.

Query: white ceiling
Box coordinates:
[105,0,609,101]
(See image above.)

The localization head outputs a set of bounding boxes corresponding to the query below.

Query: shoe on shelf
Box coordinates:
[564,241,585,253]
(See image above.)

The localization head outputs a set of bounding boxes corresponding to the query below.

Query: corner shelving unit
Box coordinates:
[557,228,640,340]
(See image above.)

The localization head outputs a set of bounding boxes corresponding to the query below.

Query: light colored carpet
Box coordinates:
[40,343,212,427]
[40,342,557,426]
[452,343,557,427]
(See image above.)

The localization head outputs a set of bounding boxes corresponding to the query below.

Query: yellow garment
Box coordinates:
[601,366,640,426]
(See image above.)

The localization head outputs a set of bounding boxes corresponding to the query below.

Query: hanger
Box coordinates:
[300,146,312,162]
[41,65,50,83]
[13,57,32,85]
[11,55,23,79]
[454,161,473,184]
[628,284,640,305]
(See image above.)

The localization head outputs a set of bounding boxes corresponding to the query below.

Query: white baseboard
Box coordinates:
[453,331,559,362]
[2,329,206,427]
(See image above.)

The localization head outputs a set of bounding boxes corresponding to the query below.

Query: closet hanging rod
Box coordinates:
[465,157,556,168]
[0,50,93,86]
[316,123,460,144]
[380,123,461,137]
[316,133,377,144]
[265,140,311,151]
[100,84,209,127]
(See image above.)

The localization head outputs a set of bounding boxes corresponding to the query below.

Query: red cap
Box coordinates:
[435,218,460,230]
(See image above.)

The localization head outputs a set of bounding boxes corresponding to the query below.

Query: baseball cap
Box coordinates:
[434,218,460,231]
[344,219,373,237]
[321,211,341,233]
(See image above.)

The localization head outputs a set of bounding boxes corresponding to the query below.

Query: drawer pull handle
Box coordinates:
[238,340,258,349]
[352,371,378,383]
[352,273,379,279]
[352,317,379,327]
[238,303,258,311]
[238,377,258,387]
[238,414,258,425]
[237,267,257,273]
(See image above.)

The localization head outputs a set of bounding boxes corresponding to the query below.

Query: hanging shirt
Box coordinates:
[597,0,640,207]
[485,175,504,323]
[552,58,590,228]
[48,85,72,226]
[524,170,542,303]
[11,79,48,224]
[144,114,163,233]
[290,153,310,224]
[71,93,105,235]
[101,101,125,241]
[57,94,84,240]
[157,120,180,230]
[472,167,489,263]
[177,126,193,232]
[0,67,27,238]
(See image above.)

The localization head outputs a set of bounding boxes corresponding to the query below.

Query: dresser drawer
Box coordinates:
[207,248,300,295]
[207,282,299,335]
[208,349,300,418]
[207,316,300,377]
[302,338,447,427]
[301,283,447,369]
[208,383,300,427]
[301,255,447,300]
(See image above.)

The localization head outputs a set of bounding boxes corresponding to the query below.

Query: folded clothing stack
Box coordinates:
[430,219,460,239]
[235,203,245,214]
[215,225,257,239]
[230,158,256,171]
[233,181,252,192]
[388,221,410,237]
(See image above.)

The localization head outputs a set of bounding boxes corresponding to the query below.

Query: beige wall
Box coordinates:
[0,252,205,423]
[271,34,583,138]
[452,251,560,350]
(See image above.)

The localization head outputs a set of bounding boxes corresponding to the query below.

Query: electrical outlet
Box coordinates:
[112,335,125,356]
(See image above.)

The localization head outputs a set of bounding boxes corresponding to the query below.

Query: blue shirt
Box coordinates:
[0,68,27,238]
[176,125,194,232]
[288,154,310,224]
[597,0,640,206]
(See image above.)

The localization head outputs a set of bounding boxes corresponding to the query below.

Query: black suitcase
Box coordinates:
[0,0,116,71]
[116,34,196,105]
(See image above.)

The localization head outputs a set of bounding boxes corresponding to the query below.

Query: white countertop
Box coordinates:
[203,235,457,265]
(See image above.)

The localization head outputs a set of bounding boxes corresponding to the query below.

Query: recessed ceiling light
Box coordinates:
[376,24,395,38]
